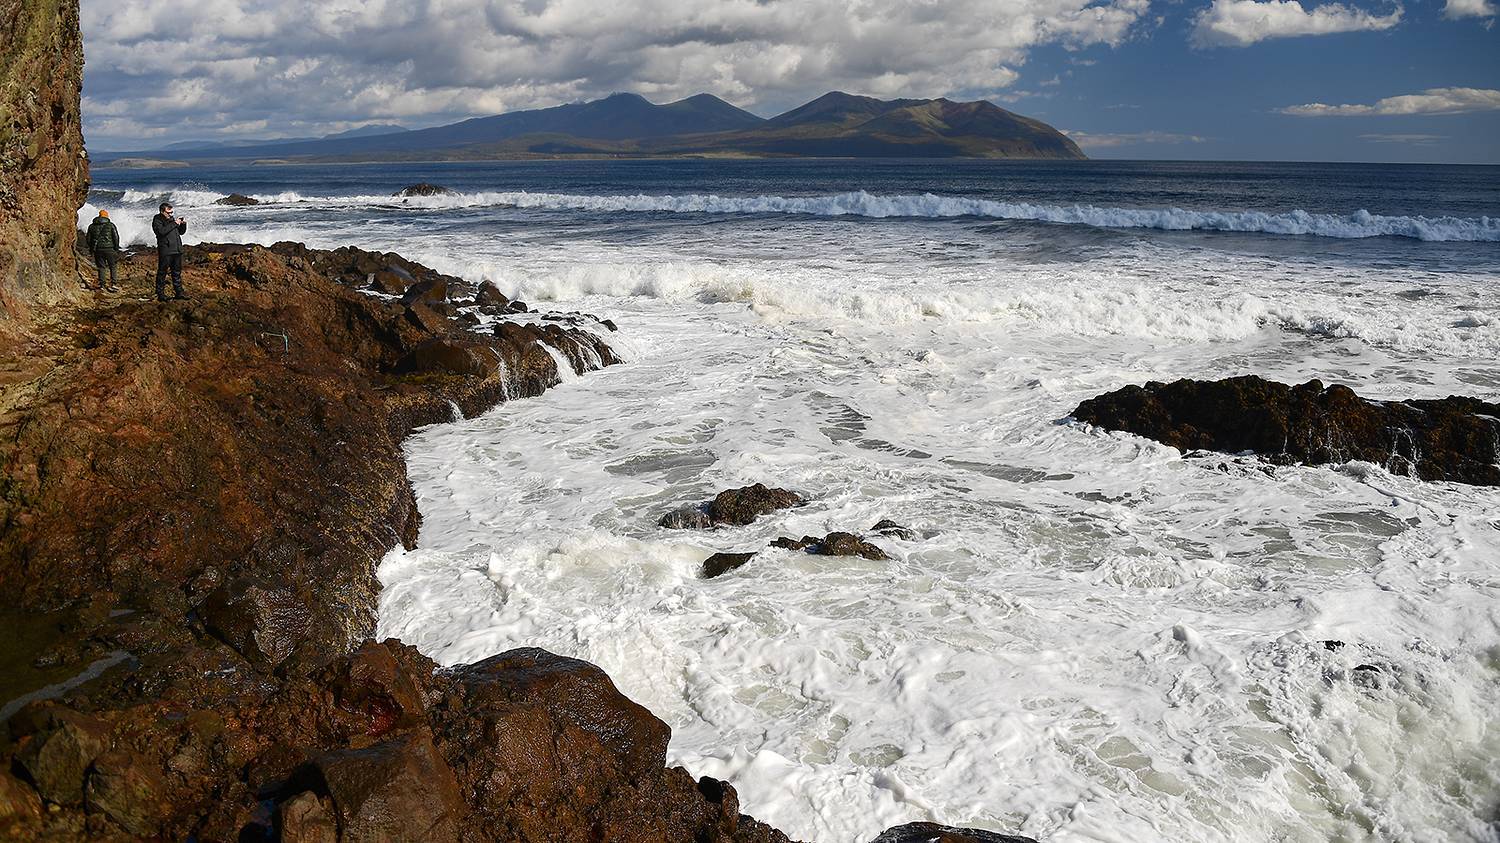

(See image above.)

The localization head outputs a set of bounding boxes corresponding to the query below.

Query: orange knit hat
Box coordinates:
[98,209,109,218]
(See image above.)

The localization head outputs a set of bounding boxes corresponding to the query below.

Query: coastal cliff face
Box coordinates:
[0,0,89,326]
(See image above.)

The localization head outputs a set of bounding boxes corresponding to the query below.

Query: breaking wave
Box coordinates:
[101,187,1500,243]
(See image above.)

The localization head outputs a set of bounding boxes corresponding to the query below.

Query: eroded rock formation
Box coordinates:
[0,0,89,326]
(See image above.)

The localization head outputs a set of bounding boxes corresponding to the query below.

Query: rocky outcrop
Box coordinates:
[771,532,889,560]
[1074,376,1500,486]
[661,483,805,529]
[871,823,1039,843]
[0,0,89,327]
[214,193,260,206]
[394,182,453,197]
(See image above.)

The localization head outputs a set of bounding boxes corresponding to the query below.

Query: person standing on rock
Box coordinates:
[152,201,188,301]
[85,209,120,291]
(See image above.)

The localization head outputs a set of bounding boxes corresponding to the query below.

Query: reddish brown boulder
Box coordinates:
[14,712,108,806]
[473,280,509,307]
[710,484,804,525]
[1073,376,1500,485]
[84,750,171,836]
[306,732,464,843]
[400,277,449,305]
[393,338,501,378]
[276,791,338,843]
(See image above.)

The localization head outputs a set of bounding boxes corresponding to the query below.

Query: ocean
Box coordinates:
[86,159,1500,842]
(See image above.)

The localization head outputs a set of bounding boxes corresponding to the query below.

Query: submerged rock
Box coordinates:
[660,505,714,530]
[394,182,454,197]
[871,519,916,540]
[871,822,1039,843]
[213,193,260,206]
[702,551,757,578]
[1073,376,1500,486]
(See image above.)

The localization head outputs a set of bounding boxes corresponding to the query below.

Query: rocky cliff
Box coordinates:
[0,0,89,327]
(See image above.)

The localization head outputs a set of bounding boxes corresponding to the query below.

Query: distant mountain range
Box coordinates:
[96,92,1084,164]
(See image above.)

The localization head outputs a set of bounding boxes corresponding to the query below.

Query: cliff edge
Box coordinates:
[0,0,89,327]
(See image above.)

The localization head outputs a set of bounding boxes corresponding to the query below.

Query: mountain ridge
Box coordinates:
[96,91,1085,163]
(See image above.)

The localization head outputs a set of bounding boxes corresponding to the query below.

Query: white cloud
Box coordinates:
[1064,130,1208,146]
[1442,0,1496,19]
[79,0,1153,148]
[1280,87,1500,115]
[1190,0,1401,47]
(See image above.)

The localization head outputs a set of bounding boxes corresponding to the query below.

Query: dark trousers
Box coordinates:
[92,249,117,289]
[155,252,184,299]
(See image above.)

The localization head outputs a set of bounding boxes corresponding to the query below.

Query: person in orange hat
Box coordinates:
[85,208,121,291]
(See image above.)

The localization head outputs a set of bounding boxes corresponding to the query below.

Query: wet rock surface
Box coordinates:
[1074,375,1500,486]
[661,484,805,529]
[772,532,890,560]
[870,822,1039,843]
[702,552,757,579]
[393,182,453,197]
[214,193,261,206]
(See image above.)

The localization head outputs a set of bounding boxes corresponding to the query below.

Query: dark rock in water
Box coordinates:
[394,338,500,378]
[660,504,713,530]
[773,532,888,560]
[400,276,448,305]
[872,822,1039,843]
[507,299,530,313]
[1073,376,1500,486]
[473,280,508,307]
[709,483,804,526]
[393,182,453,197]
[1322,640,1345,651]
[600,318,618,332]
[213,193,260,206]
[703,552,756,578]
[306,732,464,842]
[871,519,916,540]
[84,751,171,836]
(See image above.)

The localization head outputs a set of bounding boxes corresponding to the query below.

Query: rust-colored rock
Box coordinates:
[1073,376,1500,485]
[14,712,108,806]
[307,732,464,843]
[0,0,89,327]
[84,750,171,836]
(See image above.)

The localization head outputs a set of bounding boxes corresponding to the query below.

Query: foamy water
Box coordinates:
[87,162,1500,842]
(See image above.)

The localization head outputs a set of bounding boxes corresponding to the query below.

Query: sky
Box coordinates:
[80,0,1499,162]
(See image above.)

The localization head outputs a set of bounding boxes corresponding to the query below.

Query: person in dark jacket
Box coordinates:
[85,209,121,291]
[152,201,188,301]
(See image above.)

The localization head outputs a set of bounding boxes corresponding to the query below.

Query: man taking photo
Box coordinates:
[152,201,188,301]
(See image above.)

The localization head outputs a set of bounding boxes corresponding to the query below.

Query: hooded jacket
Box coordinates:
[152,213,187,255]
[86,215,120,253]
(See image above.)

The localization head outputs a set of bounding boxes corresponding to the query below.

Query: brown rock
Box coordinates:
[871,822,1038,843]
[214,193,260,206]
[84,750,170,836]
[330,640,427,737]
[200,574,311,669]
[702,552,756,579]
[672,483,804,527]
[276,791,338,843]
[473,280,508,307]
[871,520,916,540]
[1073,376,1500,485]
[369,266,416,295]
[400,277,449,305]
[309,731,464,843]
[659,505,713,530]
[772,532,888,560]
[15,713,108,806]
[394,338,500,378]
[0,771,44,825]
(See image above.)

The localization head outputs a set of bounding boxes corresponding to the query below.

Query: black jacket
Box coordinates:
[152,213,187,255]
[86,216,120,252]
